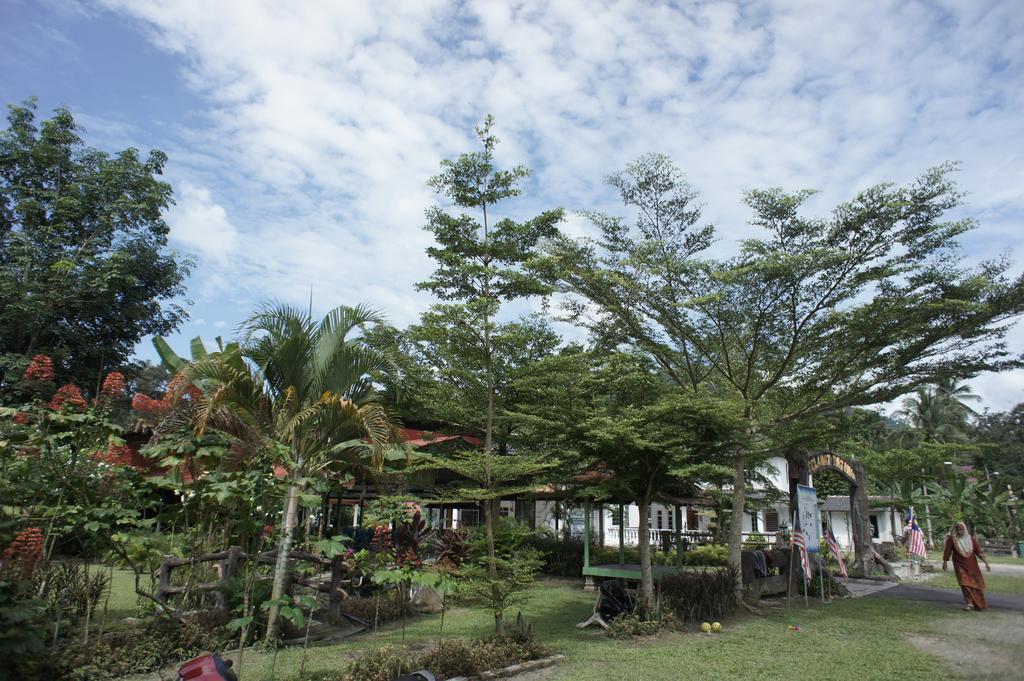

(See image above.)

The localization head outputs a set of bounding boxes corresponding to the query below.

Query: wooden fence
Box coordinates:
[155,546,353,612]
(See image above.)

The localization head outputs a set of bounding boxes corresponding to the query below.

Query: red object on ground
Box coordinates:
[177,654,237,681]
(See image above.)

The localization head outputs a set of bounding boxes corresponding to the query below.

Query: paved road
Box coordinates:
[867,582,1024,611]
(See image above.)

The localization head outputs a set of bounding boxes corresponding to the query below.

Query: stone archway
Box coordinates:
[787,450,874,575]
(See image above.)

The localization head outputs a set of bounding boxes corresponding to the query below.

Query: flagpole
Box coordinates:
[817,552,825,603]
[802,559,808,607]
[786,531,794,615]
[794,510,808,608]
[825,526,832,602]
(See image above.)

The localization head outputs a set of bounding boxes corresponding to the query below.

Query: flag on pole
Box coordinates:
[825,523,848,578]
[791,512,811,582]
[905,507,927,559]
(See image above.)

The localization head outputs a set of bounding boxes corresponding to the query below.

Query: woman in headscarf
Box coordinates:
[942,521,991,611]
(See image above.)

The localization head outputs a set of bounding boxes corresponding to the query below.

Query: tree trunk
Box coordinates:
[483,494,503,635]
[266,476,301,642]
[851,461,874,575]
[728,454,747,597]
[637,494,654,617]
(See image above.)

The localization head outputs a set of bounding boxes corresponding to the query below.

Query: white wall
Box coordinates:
[823,507,901,548]
[760,456,791,493]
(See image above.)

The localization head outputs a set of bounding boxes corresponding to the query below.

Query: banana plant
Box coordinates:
[152,335,239,374]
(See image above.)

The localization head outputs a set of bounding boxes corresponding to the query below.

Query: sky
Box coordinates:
[1,0,1022,412]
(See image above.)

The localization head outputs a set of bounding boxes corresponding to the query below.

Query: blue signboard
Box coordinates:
[796,484,820,553]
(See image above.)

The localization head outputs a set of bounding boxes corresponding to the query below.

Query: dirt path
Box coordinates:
[905,608,1024,680]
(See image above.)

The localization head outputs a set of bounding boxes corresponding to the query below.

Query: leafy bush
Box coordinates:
[393,511,431,567]
[17,612,232,681]
[680,544,729,566]
[743,533,769,550]
[36,562,111,621]
[0,578,48,672]
[333,592,409,628]
[658,567,738,623]
[341,645,416,681]
[606,610,663,638]
[422,631,549,679]
[431,528,469,569]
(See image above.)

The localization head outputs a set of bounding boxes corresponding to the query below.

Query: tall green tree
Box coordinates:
[974,402,1024,494]
[186,302,395,641]
[544,156,1024,578]
[416,115,562,625]
[0,99,190,390]
[515,348,740,614]
[374,311,560,445]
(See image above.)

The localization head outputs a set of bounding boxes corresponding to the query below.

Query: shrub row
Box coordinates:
[658,567,738,623]
[292,631,550,681]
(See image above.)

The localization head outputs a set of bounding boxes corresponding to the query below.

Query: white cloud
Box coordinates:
[165,182,240,265]
[97,0,1024,409]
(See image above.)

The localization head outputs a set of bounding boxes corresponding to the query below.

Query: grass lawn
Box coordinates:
[926,550,1022,565]
[87,565,145,626]
[925,570,1024,596]
[222,581,958,681]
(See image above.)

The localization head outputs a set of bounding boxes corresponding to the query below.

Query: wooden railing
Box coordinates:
[600,528,781,547]
[154,546,353,612]
[603,527,716,546]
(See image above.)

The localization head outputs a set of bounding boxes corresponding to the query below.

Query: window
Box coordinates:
[667,510,674,530]
[686,508,699,529]
[610,507,624,526]
[750,512,759,532]
[498,504,511,518]
[765,509,780,533]
[460,509,480,527]
[869,514,880,539]
[656,510,663,529]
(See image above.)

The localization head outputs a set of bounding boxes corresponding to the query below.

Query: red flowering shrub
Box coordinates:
[13,411,32,424]
[372,525,394,552]
[100,371,127,398]
[396,550,422,568]
[165,373,202,402]
[22,354,54,383]
[130,373,202,418]
[1,527,45,581]
[49,383,87,411]
[131,392,166,414]
[91,443,135,467]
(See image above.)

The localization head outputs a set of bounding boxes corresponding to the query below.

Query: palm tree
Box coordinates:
[898,380,979,443]
[187,302,396,641]
[935,378,981,421]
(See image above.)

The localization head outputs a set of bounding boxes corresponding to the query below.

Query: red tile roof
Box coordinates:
[401,428,481,448]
